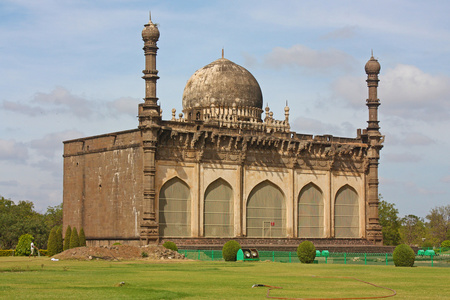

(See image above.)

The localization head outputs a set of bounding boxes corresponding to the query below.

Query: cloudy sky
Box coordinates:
[1,0,449,218]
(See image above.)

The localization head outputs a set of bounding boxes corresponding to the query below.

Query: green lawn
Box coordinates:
[0,257,448,299]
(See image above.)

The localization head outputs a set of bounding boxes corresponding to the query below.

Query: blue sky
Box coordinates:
[1,0,449,218]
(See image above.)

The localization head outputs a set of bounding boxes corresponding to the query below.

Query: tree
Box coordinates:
[426,205,450,243]
[63,225,71,251]
[15,234,34,256]
[56,226,63,253]
[79,228,86,247]
[69,227,79,249]
[378,199,401,246]
[0,196,47,249]
[47,227,58,256]
[400,215,426,246]
[44,204,63,230]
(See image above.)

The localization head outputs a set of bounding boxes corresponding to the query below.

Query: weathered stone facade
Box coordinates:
[63,16,384,247]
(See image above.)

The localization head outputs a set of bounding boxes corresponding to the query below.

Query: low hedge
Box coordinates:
[0,250,14,256]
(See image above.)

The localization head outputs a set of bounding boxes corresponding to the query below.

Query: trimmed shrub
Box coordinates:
[70,227,79,249]
[222,240,241,261]
[113,242,122,246]
[297,240,316,263]
[441,240,450,248]
[163,241,178,252]
[0,250,14,256]
[141,251,149,258]
[15,234,34,256]
[56,227,63,253]
[393,244,415,267]
[63,226,71,251]
[79,228,86,247]
[47,227,58,256]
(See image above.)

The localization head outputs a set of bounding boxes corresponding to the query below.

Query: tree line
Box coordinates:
[0,195,62,249]
[379,197,450,247]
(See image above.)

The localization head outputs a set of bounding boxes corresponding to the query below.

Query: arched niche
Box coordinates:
[158,177,191,237]
[298,183,324,238]
[334,185,359,238]
[204,178,234,237]
[246,180,286,238]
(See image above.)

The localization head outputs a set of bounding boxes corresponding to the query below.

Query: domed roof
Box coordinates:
[182,58,263,111]
[365,55,381,75]
[142,18,160,42]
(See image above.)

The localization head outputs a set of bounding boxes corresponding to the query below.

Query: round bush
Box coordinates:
[393,244,415,267]
[15,234,34,256]
[163,241,178,252]
[222,240,241,261]
[440,240,450,248]
[297,240,316,263]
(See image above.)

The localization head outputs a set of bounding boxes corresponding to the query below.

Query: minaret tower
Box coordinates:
[139,14,161,244]
[364,54,384,245]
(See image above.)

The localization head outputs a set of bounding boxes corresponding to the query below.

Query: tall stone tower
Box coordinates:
[364,55,384,245]
[139,15,161,244]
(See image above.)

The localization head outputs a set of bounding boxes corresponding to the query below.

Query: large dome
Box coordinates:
[182,58,263,112]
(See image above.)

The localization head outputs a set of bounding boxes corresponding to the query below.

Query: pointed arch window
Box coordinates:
[158,178,191,237]
[246,181,285,237]
[298,184,324,238]
[335,186,359,238]
[204,179,233,237]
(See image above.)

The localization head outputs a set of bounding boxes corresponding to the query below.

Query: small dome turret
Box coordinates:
[365,55,381,75]
[142,15,160,42]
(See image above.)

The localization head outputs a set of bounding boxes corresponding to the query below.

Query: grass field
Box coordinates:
[0,257,448,299]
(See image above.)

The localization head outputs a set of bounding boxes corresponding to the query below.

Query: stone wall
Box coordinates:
[63,130,144,240]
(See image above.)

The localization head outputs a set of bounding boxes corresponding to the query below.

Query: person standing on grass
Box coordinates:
[30,242,36,257]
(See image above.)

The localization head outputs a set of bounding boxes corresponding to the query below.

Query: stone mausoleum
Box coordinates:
[63,16,384,249]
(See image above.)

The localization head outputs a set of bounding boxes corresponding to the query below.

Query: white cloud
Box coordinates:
[30,130,83,159]
[332,64,450,122]
[387,132,436,147]
[383,152,422,163]
[0,139,28,162]
[107,97,140,117]
[321,26,358,40]
[264,45,355,73]
[291,116,355,136]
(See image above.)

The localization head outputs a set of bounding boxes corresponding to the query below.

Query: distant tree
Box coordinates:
[426,205,450,243]
[56,226,63,253]
[400,215,426,246]
[0,196,47,249]
[378,198,401,246]
[47,227,58,256]
[79,228,86,247]
[69,227,79,249]
[44,204,63,229]
[63,225,71,251]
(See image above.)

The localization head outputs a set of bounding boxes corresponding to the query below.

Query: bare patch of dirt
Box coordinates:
[52,245,186,261]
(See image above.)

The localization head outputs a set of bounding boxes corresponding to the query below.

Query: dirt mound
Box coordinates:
[52,245,186,261]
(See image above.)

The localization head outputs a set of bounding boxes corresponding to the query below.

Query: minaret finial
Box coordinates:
[222,48,224,59]
[149,11,152,22]
[371,49,374,57]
